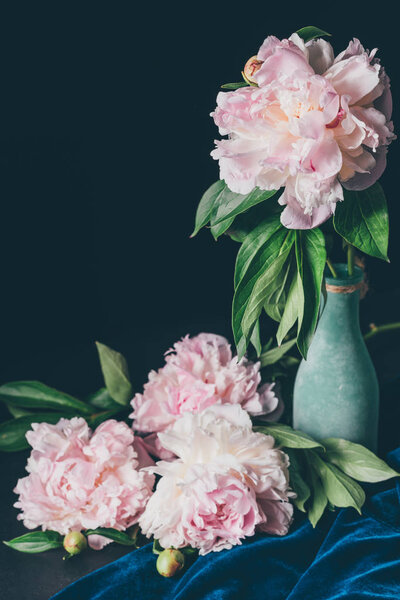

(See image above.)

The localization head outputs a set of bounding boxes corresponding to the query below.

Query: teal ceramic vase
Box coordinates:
[293,264,379,451]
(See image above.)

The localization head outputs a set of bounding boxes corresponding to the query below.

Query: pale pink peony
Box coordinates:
[14,418,154,549]
[211,34,395,229]
[139,404,293,554]
[130,333,282,456]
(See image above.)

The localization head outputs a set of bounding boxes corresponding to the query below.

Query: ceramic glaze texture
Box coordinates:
[293,264,379,451]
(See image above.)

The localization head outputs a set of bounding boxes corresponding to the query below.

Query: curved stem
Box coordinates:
[326,258,337,278]
[347,244,354,277]
[364,322,400,341]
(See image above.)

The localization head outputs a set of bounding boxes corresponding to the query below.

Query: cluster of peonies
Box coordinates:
[14,418,155,549]
[130,333,282,458]
[14,334,292,554]
[212,34,395,229]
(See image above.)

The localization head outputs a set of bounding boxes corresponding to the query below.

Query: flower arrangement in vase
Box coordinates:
[1,26,399,580]
[192,25,395,449]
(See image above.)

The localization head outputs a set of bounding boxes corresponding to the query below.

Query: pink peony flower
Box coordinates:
[211,34,395,229]
[139,404,293,554]
[14,418,155,549]
[130,333,282,456]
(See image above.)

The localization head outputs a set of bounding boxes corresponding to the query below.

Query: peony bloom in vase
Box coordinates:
[212,34,395,229]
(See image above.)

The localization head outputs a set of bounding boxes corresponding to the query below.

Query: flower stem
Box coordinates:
[347,244,354,277]
[364,322,400,341]
[326,258,337,278]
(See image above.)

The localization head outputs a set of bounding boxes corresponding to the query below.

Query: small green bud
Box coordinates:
[156,548,185,577]
[63,531,87,556]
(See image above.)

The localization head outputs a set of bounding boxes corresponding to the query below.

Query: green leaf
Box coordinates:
[259,338,296,367]
[7,404,33,418]
[87,388,120,410]
[324,438,399,482]
[310,453,365,513]
[287,450,311,512]
[276,267,303,346]
[0,413,80,452]
[307,459,328,527]
[3,531,63,553]
[210,215,236,240]
[85,528,137,546]
[226,201,282,243]
[210,187,278,230]
[234,213,284,290]
[0,381,94,415]
[296,26,331,43]
[192,180,226,237]
[254,423,324,449]
[220,82,249,89]
[333,183,389,261]
[250,320,262,356]
[295,229,326,359]
[95,342,133,406]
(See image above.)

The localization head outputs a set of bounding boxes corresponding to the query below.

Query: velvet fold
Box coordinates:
[51,448,400,600]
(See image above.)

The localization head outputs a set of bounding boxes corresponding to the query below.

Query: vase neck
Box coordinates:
[319,288,361,334]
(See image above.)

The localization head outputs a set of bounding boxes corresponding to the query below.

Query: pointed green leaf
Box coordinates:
[296,26,331,43]
[221,82,249,90]
[295,229,326,359]
[324,438,399,482]
[333,183,389,261]
[254,423,324,449]
[287,450,311,512]
[259,338,297,367]
[276,268,303,346]
[192,180,226,237]
[0,381,93,415]
[7,405,33,418]
[211,187,278,229]
[3,531,63,553]
[249,320,262,356]
[85,528,137,546]
[210,215,236,240]
[95,342,133,406]
[307,460,328,527]
[310,453,365,513]
[86,388,120,410]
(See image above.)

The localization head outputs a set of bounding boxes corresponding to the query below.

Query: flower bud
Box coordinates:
[243,56,263,84]
[63,531,87,556]
[156,548,185,578]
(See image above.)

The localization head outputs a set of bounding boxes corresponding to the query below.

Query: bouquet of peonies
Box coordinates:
[192,25,395,358]
[1,26,399,577]
[1,334,398,576]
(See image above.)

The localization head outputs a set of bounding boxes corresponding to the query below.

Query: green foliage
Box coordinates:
[3,531,63,553]
[0,381,93,415]
[95,342,133,406]
[85,528,138,546]
[268,425,399,528]
[192,181,278,240]
[333,183,389,261]
[296,26,331,43]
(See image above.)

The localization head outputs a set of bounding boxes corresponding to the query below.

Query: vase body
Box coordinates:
[293,264,379,451]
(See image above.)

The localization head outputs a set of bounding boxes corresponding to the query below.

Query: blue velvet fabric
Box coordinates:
[52,449,400,600]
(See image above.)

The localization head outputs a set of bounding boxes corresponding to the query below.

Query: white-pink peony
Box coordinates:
[14,418,154,549]
[211,34,395,229]
[139,404,294,555]
[130,333,282,457]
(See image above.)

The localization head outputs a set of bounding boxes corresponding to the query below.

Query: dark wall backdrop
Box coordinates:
[0,6,399,400]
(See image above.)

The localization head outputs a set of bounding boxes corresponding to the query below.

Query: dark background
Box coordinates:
[0,6,399,599]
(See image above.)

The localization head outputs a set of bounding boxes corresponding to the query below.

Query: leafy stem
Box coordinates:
[347,244,354,276]
[326,258,337,278]
[364,322,400,341]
